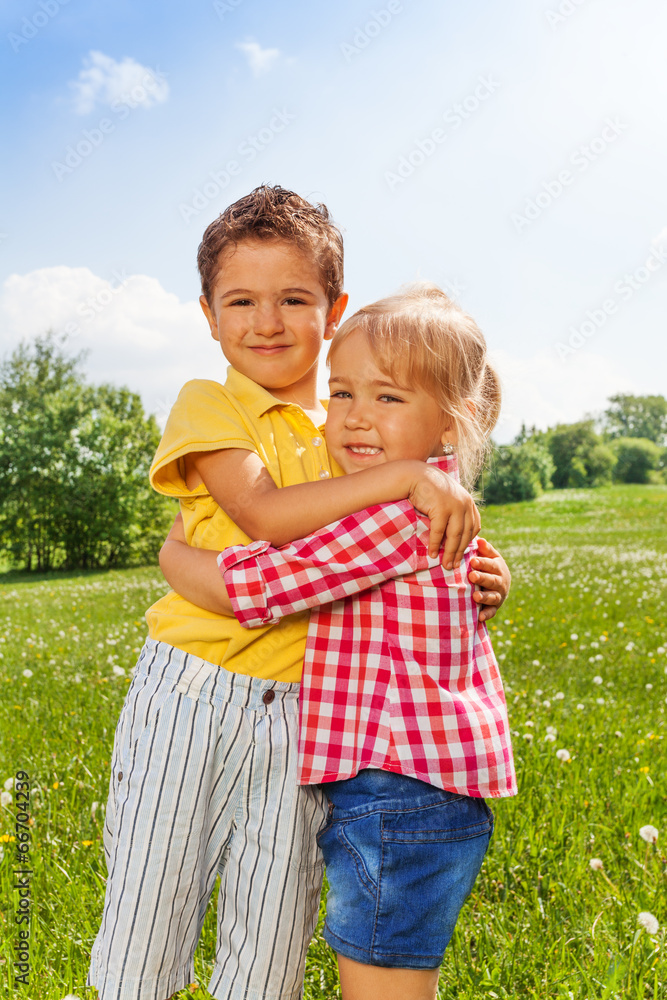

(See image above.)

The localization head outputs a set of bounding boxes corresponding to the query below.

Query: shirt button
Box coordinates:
[312,436,322,447]
[262,690,275,705]
[319,469,330,479]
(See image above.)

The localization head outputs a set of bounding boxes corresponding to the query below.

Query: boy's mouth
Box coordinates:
[248,344,290,355]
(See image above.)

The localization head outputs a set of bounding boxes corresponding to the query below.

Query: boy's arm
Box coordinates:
[159,514,234,615]
[189,447,480,569]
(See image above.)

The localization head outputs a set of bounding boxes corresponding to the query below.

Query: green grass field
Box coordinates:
[1,485,666,999]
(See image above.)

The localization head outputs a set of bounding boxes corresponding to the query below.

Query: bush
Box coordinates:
[547,421,616,488]
[611,437,663,484]
[482,440,554,504]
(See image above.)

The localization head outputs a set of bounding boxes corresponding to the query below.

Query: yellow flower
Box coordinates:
[81,840,94,847]
[0,834,16,842]
[53,782,59,789]
[639,766,650,774]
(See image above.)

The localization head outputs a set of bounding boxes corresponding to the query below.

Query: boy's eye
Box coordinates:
[330,390,352,400]
[229,298,252,306]
[283,297,306,305]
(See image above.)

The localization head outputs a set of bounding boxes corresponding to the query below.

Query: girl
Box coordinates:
[161,283,516,1000]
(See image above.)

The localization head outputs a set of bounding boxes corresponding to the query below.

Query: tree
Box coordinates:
[603,394,667,445]
[547,421,616,489]
[482,438,554,505]
[0,333,174,571]
[610,437,663,484]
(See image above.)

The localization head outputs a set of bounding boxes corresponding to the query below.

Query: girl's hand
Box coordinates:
[407,466,481,568]
[469,537,511,622]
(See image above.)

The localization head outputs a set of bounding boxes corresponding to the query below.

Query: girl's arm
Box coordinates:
[160,508,512,624]
[187,448,479,569]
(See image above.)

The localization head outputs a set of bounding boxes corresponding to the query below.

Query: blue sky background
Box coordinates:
[1,0,665,440]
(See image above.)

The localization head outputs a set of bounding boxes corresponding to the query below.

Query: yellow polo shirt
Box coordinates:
[147,366,340,683]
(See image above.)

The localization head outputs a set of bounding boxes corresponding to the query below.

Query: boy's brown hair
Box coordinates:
[197,185,344,307]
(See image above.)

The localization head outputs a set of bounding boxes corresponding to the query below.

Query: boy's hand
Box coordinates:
[407,466,481,568]
[469,537,511,622]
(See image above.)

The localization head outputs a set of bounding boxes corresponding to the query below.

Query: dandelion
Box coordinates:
[617,621,624,628]
[554,691,565,700]
[576,703,585,710]
[3,777,13,791]
[91,801,99,819]
[596,698,605,705]
[1,791,12,807]
[589,858,603,870]
[556,749,570,761]
[22,668,33,678]
[81,840,94,847]
[523,732,534,741]
[625,642,635,652]
[645,683,653,691]
[571,634,578,641]
[593,676,603,685]
[637,911,659,935]
[544,733,556,742]
[532,659,540,666]
[112,664,126,677]
[542,699,551,708]
[546,725,557,735]
[639,825,658,844]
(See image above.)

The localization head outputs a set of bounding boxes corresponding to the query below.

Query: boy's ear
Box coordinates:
[200,295,219,342]
[324,292,349,341]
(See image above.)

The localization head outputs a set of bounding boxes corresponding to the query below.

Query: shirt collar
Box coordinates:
[223,366,327,431]
[427,453,460,482]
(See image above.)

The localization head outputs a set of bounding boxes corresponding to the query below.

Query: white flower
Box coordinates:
[112,664,126,676]
[639,825,659,844]
[658,646,665,655]
[0,844,4,863]
[617,622,624,628]
[22,668,33,678]
[645,683,653,691]
[637,911,659,935]
[535,690,543,696]
[556,749,570,761]
[3,777,14,791]
[542,699,551,708]
[554,691,565,700]
[596,697,605,705]
[525,720,535,727]
[532,659,540,666]
[576,703,585,710]
[522,733,534,741]
[614,731,623,738]
[593,676,603,685]
[546,726,557,735]
[91,801,99,819]
[570,634,578,641]
[544,733,556,742]
[1,791,12,807]
[625,642,635,652]
[567,653,575,660]
[589,858,604,870]
[74,673,82,683]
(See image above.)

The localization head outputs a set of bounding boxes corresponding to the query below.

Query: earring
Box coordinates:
[442,442,455,456]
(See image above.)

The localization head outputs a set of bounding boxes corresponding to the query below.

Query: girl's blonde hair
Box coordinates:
[328,282,501,490]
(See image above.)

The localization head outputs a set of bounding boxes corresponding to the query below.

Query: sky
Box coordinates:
[1,0,666,442]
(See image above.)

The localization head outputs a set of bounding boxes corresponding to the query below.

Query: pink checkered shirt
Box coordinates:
[218,456,516,799]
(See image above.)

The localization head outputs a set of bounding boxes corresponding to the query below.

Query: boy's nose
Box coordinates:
[253,306,285,336]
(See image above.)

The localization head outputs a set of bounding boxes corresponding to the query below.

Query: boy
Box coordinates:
[88,185,509,1000]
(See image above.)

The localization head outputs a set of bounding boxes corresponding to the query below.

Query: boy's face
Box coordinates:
[200,239,347,402]
[325,328,451,475]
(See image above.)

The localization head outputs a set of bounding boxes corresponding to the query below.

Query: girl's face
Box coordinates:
[325,328,452,475]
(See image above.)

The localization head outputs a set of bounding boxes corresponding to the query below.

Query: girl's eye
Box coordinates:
[379,394,403,403]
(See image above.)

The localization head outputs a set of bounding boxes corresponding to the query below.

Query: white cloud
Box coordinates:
[235,41,281,77]
[652,226,667,247]
[69,51,169,115]
[491,348,637,443]
[0,267,223,425]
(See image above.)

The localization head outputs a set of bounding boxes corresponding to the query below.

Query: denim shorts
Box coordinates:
[317,768,493,970]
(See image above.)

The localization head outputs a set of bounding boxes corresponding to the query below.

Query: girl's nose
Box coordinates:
[344,401,372,429]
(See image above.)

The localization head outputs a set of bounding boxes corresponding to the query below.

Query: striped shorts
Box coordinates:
[87,638,328,1000]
